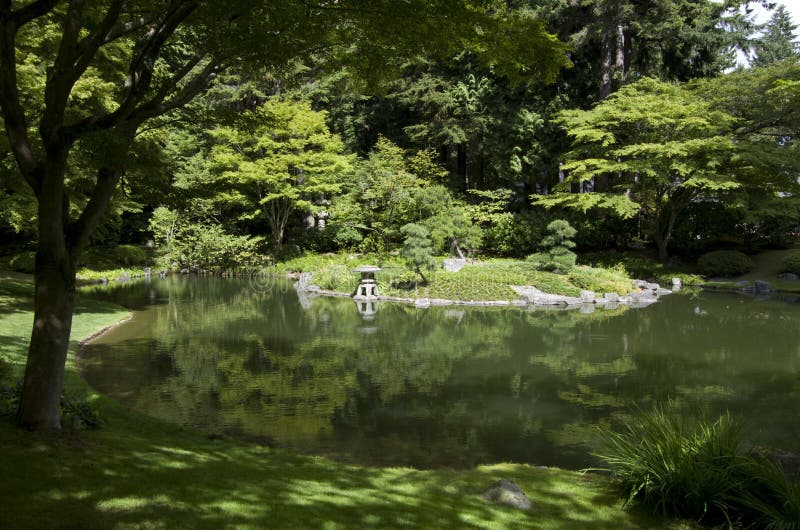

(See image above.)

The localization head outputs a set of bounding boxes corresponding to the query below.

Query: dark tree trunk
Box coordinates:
[599,26,614,100]
[16,184,76,430]
[457,143,468,190]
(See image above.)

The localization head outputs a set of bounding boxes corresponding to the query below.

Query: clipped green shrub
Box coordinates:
[526,219,577,273]
[9,251,36,274]
[113,244,148,266]
[780,250,800,276]
[697,250,753,277]
[597,407,747,523]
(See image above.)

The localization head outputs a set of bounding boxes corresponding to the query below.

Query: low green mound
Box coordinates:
[697,250,753,277]
[780,250,800,276]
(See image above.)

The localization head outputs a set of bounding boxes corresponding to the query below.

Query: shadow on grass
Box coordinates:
[0,411,680,530]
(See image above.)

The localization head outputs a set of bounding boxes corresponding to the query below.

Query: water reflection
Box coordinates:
[79,277,800,469]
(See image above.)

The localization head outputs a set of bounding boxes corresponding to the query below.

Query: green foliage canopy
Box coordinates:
[534,78,744,260]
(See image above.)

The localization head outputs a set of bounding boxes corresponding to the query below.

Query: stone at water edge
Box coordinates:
[778,273,799,281]
[603,292,620,303]
[480,479,532,511]
[755,280,773,294]
[579,290,595,303]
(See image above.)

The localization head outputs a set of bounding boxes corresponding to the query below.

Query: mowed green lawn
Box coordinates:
[0,273,691,529]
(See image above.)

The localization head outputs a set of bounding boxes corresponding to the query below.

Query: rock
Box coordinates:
[633,280,649,289]
[672,277,682,287]
[116,272,131,283]
[414,298,431,308]
[644,282,660,292]
[533,294,581,306]
[603,292,620,303]
[511,285,542,302]
[778,273,799,281]
[755,280,773,294]
[295,272,313,291]
[656,288,672,296]
[481,479,532,511]
[579,290,596,303]
[443,258,467,272]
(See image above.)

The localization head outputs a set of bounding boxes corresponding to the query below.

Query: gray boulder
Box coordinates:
[603,292,620,302]
[579,290,596,303]
[755,280,773,294]
[480,479,532,511]
[443,258,467,272]
[778,273,799,281]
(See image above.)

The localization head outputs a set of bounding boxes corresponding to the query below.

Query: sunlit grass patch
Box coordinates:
[0,273,692,530]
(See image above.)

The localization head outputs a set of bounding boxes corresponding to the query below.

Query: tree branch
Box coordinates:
[40,0,86,149]
[103,10,158,44]
[66,165,123,255]
[73,1,124,76]
[10,0,58,28]
[0,9,41,194]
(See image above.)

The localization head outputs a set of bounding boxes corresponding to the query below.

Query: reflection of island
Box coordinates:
[80,278,800,469]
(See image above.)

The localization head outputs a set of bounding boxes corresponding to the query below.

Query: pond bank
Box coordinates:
[0,272,693,529]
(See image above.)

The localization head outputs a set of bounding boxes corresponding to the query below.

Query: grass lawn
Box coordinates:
[0,273,692,529]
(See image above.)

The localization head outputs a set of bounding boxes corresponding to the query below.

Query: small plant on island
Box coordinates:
[400,223,438,284]
[527,219,578,273]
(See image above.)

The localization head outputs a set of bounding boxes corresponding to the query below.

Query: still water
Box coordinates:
[79,276,800,470]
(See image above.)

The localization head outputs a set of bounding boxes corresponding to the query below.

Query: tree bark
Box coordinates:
[16,176,76,430]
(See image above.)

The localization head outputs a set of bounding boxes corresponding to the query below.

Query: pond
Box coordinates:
[79,276,800,470]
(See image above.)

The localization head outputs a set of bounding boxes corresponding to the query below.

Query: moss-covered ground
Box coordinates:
[0,272,698,529]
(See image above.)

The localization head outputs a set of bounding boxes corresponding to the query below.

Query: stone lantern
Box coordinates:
[353,265,381,300]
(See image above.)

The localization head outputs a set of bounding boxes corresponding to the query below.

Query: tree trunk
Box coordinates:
[599,26,614,100]
[16,195,76,430]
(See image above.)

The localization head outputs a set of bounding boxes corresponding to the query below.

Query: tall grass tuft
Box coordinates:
[736,457,800,530]
[597,407,747,524]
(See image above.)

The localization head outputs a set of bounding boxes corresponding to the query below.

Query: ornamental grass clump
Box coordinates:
[598,406,800,528]
[597,407,747,524]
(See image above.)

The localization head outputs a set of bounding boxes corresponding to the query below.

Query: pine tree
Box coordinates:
[752,5,800,67]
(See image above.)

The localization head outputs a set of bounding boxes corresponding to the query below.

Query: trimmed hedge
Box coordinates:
[697,250,752,277]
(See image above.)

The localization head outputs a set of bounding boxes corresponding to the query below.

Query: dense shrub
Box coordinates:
[697,250,752,277]
[780,250,800,276]
[113,244,148,266]
[482,211,545,257]
[9,251,36,274]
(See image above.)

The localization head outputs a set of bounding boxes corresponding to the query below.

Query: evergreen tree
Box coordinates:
[400,223,438,284]
[752,4,800,67]
[526,219,577,272]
